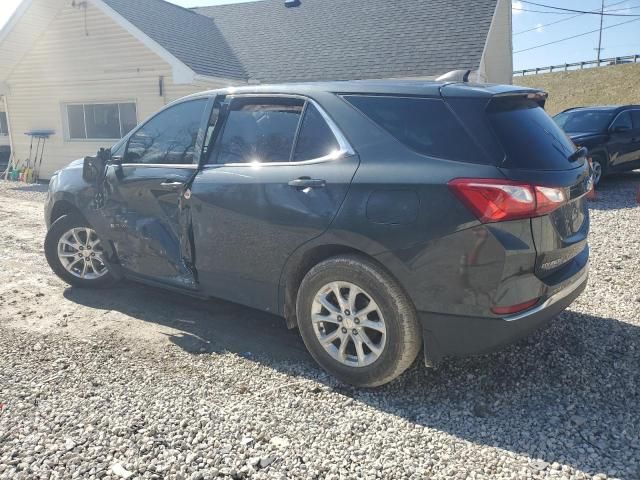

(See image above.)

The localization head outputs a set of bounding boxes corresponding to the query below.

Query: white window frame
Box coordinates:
[0,111,8,137]
[62,101,138,142]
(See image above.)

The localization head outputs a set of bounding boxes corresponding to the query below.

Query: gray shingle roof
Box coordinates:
[105,0,497,84]
[102,0,247,80]
[193,0,498,83]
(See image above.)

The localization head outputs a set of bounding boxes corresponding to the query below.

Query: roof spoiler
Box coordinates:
[436,69,472,83]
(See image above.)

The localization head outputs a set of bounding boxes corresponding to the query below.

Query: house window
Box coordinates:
[0,112,8,136]
[65,103,137,140]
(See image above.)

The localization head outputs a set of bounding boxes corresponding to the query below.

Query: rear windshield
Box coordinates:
[344,95,485,163]
[488,98,579,171]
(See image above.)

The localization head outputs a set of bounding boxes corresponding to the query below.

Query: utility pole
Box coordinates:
[596,0,605,64]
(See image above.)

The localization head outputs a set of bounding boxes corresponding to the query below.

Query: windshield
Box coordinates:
[553,110,615,134]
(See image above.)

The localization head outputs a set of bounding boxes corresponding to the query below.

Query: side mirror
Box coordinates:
[82,148,111,185]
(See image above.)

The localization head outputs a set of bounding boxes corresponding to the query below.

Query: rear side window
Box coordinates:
[343,95,480,162]
[488,98,578,171]
[293,104,340,161]
[215,97,304,164]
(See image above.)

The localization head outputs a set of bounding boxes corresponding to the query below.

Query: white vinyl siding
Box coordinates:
[1,1,231,179]
[64,102,137,141]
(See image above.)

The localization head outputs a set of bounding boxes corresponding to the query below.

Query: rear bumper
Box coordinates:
[419,263,589,365]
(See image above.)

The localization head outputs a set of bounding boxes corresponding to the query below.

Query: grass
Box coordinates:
[513,63,640,116]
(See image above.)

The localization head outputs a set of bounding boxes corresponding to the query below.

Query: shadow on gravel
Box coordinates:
[64,284,640,478]
[588,170,640,211]
[2,182,49,193]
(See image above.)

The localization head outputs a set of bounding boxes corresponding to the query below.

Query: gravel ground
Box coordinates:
[0,175,639,480]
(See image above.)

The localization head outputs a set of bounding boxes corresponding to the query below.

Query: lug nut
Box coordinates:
[344,309,351,316]
[341,327,347,334]
[354,318,360,324]
[337,316,343,322]
[352,329,358,335]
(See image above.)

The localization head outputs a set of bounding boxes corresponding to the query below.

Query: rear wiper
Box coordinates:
[568,146,588,163]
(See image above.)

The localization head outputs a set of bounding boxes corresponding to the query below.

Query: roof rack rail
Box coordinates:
[436,70,472,83]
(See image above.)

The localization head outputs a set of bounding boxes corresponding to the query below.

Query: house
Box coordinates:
[0,0,512,179]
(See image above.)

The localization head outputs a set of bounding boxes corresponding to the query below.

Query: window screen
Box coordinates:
[0,112,8,136]
[125,99,207,165]
[293,104,340,161]
[344,95,477,162]
[66,103,138,140]
[215,97,304,164]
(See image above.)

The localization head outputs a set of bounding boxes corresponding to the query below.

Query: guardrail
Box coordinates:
[514,54,640,76]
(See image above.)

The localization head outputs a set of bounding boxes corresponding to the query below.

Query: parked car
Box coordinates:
[44,81,591,387]
[554,105,640,185]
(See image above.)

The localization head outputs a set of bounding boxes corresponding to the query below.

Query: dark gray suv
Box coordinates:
[44,81,591,387]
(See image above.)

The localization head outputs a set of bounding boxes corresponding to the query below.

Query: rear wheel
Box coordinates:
[45,213,117,288]
[296,255,421,387]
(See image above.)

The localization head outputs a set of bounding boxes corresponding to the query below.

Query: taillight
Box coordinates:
[491,298,540,316]
[448,178,567,223]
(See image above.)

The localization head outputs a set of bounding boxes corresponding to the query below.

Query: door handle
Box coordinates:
[160,180,185,189]
[288,178,326,189]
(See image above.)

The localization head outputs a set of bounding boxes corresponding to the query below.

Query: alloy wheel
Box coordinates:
[311,281,387,367]
[592,160,603,185]
[57,227,109,280]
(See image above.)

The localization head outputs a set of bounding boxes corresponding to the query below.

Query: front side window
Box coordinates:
[610,111,633,131]
[630,110,640,130]
[125,99,207,165]
[66,103,137,140]
[0,112,8,136]
[215,97,304,164]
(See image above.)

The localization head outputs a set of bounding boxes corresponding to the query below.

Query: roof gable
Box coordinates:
[102,0,247,81]
[194,0,498,83]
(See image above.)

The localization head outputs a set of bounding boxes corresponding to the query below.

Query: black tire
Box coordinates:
[296,254,422,387]
[45,213,117,288]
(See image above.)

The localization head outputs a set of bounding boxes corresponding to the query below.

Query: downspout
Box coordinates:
[2,94,15,180]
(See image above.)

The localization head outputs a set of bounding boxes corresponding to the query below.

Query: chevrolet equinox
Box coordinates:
[45,81,591,387]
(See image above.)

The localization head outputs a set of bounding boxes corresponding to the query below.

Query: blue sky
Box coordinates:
[0,0,638,73]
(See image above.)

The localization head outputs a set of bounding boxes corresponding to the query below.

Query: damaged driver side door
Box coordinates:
[96,98,211,289]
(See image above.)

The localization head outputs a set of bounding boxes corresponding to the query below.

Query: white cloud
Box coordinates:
[512,0,524,14]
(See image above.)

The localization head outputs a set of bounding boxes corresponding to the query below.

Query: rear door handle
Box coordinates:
[160,180,185,189]
[288,178,326,189]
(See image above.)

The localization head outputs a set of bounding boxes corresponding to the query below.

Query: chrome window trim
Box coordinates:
[208,93,356,168]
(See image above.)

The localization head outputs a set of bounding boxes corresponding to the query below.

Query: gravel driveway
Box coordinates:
[0,175,639,480]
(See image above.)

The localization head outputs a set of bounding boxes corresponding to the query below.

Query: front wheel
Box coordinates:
[591,156,605,186]
[44,213,117,288]
[296,255,422,387]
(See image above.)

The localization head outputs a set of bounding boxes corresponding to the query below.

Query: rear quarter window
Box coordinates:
[343,95,485,164]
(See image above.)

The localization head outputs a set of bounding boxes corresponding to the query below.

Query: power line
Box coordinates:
[514,16,640,53]
[520,0,640,16]
[514,7,580,14]
[514,0,635,35]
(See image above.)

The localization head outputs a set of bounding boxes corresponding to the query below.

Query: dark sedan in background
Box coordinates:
[554,105,640,185]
